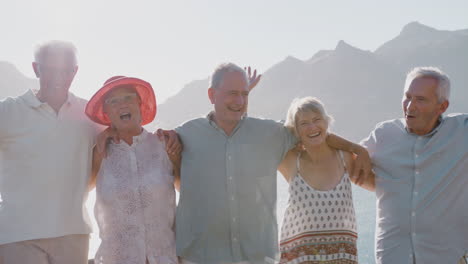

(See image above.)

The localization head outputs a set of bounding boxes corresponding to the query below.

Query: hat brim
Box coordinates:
[85,77,156,126]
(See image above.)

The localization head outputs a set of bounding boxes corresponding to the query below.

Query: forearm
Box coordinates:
[326,133,365,154]
[172,160,181,192]
[88,174,97,191]
[173,168,181,192]
[362,176,376,192]
[168,151,181,191]
[351,170,376,192]
[88,146,102,191]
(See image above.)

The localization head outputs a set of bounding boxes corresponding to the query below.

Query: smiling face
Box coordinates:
[296,110,329,147]
[402,77,448,135]
[208,70,249,129]
[103,86,142,134]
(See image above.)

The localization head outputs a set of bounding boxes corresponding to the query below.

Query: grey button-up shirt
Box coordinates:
[175,114,295,264]
[361,114,468,264]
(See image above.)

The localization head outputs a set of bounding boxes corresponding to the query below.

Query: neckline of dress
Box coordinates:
[295,150,348,193]
[296,170,348,193]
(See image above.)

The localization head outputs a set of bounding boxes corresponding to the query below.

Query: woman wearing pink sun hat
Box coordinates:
[86,76,180,264]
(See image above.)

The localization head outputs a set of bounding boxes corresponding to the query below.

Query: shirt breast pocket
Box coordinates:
[238,143,272,178]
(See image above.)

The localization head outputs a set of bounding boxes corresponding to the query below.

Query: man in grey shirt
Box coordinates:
[172,63,371,264]
[360,67,468,264]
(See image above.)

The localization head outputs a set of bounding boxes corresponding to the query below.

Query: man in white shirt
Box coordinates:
[0,40,97,264]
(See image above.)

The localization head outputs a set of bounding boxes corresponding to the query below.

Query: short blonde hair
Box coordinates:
[284,97,333,137]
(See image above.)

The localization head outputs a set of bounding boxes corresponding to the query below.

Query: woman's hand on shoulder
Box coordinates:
[156,129,183,156]
[346,150,375,192]
[96,127,120,157]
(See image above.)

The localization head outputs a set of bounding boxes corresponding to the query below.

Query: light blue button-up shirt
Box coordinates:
[175,113,295,264]
[361,114,468,264]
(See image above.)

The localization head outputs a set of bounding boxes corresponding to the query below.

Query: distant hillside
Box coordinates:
[2,23,466,141]
[149,22,468,142]
[0,61,37,98]
[375,21,468,116]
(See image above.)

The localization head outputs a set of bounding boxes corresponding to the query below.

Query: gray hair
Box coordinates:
[285,96,334,137]
[210,62,248,89]
[34,40,77,65]
[404,66,450,102]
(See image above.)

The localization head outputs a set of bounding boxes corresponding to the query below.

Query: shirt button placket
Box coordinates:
[410,137,422,264]
[226,140,241,259]
[131,148,147,249]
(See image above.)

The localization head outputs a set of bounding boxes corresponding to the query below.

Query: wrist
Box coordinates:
[351,143,365,155]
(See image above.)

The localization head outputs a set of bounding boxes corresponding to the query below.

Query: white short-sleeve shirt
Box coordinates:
[0,89,99,245]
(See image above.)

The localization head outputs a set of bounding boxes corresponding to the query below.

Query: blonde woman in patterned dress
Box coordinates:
[86,76,180,264]
[278,97,374,264]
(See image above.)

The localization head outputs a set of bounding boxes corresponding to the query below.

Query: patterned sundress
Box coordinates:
[279,150,358,264]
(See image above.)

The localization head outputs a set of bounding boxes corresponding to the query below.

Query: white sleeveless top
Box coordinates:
[94,129,178,264]
[279,150,358,263]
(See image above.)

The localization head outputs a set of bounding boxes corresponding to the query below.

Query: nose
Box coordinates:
[233,94,245,105]
[308,123,318,130]
[406,99,417,112]
[47,70,70,84]
[51,73,67,82]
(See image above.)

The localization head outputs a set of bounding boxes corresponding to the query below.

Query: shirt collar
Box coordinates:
[22,89,75,109]
[404,116,444,137]
[206,111,247,135]
[113,128,148,148]
[21,89,42,108]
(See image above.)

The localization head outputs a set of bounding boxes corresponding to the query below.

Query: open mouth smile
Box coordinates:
[120,112,132,120]
[307,132,321,138]
[228,107,242,112]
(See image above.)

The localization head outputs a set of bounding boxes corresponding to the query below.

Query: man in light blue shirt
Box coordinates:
[173,63,371,264]
[361,67,468,264]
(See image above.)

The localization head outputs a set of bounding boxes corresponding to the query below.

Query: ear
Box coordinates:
[32,62,40,78]
[208,87,215,104]
[439,100,449,114]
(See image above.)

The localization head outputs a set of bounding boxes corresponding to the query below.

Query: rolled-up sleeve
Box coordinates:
[0,97,14,140]
[277,121,297,160]
[360,123,381,157]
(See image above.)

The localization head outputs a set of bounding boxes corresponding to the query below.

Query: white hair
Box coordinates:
[285,96,334,137]
[404,66,450,102]
[210,62,248,89]
[34,40,77,65]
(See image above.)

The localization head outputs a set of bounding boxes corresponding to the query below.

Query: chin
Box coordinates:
[114,122,137,131]
[304,138,326,147]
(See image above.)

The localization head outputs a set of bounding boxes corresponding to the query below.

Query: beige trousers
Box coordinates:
[0,234,89,264]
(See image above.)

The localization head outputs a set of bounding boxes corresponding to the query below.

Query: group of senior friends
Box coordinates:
[0,39,466,264]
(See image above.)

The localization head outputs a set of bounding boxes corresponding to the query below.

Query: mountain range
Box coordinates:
[150,21,468,141]
[0,61,37,97]
[2,22,467,143]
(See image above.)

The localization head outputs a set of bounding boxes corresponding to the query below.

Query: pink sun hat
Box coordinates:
[85,76,156,126]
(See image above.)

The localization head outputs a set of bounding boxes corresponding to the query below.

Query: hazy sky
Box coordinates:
[2,0,468,259]
[1,0,467,104]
